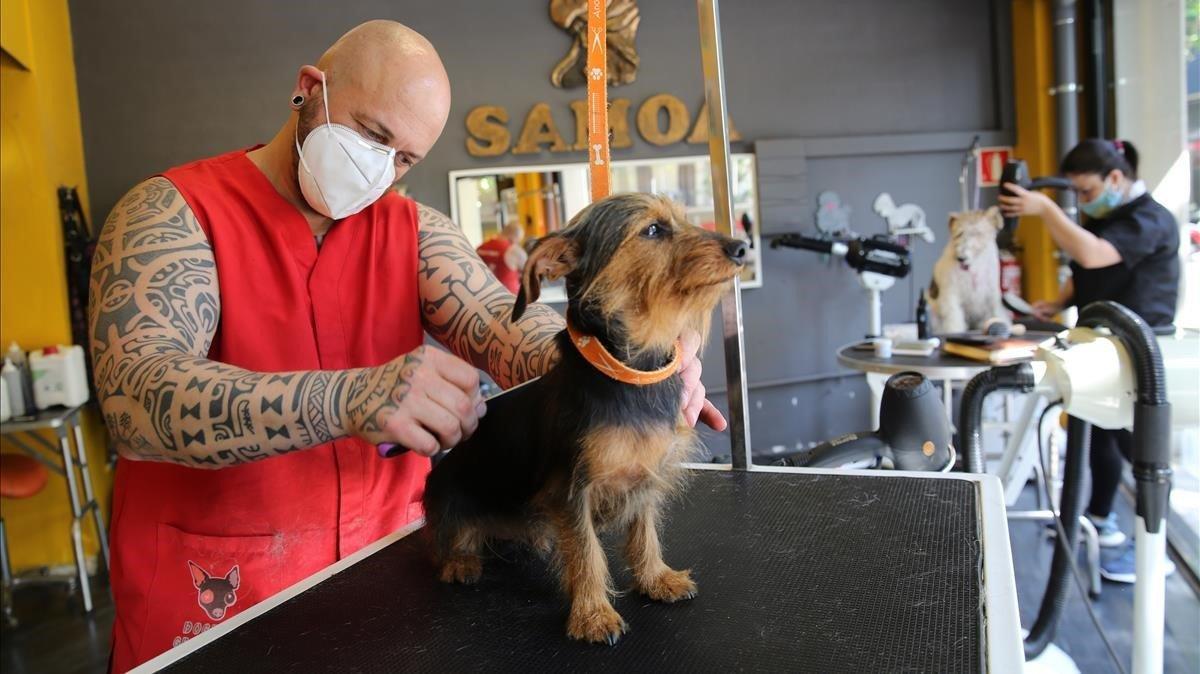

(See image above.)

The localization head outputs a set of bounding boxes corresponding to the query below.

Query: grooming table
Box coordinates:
[134,467,1022,673]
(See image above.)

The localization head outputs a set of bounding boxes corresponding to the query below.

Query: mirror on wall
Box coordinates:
[448,154,762,303]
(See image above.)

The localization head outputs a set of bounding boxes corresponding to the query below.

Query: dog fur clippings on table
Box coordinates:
[926,206,1010,334]
[423,193,746,645]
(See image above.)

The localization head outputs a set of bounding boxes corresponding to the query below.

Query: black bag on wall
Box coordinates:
[58,185,97,398]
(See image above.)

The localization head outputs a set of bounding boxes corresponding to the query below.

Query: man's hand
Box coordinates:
[998,182,1053,218]
[346,346,485,456]
[678,329,727,431]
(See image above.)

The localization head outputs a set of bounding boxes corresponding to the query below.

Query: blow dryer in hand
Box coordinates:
[999,160,1072,233]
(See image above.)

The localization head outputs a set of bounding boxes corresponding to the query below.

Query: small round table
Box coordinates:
[836,342,992,429]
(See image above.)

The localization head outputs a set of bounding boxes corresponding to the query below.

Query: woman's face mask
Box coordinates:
[1077,175,1123,219]
[295,72,396,220]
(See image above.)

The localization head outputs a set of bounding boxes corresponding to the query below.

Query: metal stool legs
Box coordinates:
[1,406,107,615]
[1033,460,1048,511]
[1078,515,1103,597]
[1,518,14,627]
[70,423,109,571]
[57,426,93,613]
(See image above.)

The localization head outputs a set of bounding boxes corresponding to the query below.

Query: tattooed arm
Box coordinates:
[89,178,480,467]
[416,203,564,389]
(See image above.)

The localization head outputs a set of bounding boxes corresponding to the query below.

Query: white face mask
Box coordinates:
[295,72,396,219]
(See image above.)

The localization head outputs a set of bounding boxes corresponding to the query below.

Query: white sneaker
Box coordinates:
[1100,543,1177,584]
[1087,512,1127,548]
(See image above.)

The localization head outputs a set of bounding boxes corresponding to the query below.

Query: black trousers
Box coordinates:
[1087,426,1132,518]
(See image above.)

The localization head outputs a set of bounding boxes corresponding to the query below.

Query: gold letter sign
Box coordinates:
[465,97,740,157]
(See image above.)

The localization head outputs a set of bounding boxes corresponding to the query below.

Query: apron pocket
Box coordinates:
[136,523,321,664]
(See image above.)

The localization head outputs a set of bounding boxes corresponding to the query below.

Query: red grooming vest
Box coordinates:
[108,148,427,671]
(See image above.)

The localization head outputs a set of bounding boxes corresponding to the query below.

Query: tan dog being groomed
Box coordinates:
[423,193,747,645]
[926,206,1010,334]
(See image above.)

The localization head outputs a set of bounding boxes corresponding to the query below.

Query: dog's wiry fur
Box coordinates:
[423,193,745,645]
[927,206,1010,333]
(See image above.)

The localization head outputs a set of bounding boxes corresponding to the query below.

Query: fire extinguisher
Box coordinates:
[998,250,1022,316]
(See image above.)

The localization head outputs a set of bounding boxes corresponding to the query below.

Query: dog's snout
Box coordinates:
[724,240,748,263]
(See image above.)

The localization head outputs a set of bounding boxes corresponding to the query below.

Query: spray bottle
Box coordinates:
[2,358,27,419]
[6,342,36,415]
[915,295,930,339]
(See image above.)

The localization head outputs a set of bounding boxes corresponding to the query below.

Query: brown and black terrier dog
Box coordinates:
[423,193,746,645]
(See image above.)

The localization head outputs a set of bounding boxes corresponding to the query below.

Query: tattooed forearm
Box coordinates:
[88,177,381,468]
[99,353,362,466]
[416,203,564,389]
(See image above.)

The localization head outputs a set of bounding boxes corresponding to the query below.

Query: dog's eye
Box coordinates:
[641,222,668,239]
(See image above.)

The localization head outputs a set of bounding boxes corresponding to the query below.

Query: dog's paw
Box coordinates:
[638,568,697,603]
[437,556,482,584]
[567,603,628,645]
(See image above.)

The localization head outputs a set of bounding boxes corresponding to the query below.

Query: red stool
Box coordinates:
[1,452,50,626]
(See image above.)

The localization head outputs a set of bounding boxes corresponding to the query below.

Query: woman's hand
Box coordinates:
[1031,299,1062,321]
[998,182,1054,219]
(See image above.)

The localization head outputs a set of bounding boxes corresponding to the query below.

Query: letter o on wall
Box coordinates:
[636,94,690,146]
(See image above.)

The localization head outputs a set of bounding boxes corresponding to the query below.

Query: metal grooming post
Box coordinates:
[1052,0,1079,220]
[696,0,752,470]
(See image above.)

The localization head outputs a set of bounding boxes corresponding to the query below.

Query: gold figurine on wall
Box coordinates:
[549,0,640,88]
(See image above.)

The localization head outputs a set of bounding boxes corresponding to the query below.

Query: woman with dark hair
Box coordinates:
[1000,138,1180,584]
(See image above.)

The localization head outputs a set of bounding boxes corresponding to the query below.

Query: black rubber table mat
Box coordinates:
[163,471,984,673]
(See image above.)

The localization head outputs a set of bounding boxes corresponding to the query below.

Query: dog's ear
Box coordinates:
[512,234,579,321]
[225,564,240,590]
[947,212,961,232]
[188,561,210,589]
[984,205,1003,230]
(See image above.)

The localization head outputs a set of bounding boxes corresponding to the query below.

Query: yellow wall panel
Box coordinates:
[0,0,34,70]
[1010,0,1062,303]
[0,0,110,573]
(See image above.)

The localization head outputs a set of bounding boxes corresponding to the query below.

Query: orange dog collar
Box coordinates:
[566,321,682,386]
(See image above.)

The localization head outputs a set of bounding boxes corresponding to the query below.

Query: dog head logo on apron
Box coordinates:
[187,560,240,620]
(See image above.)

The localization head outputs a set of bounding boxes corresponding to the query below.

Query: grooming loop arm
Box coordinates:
[696,0,752,469]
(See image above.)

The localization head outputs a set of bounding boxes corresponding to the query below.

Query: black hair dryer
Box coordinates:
[796,372,953,471]
[999,159,1073,232]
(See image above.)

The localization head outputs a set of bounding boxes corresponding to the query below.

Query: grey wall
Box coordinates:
[69,0,1012,459]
